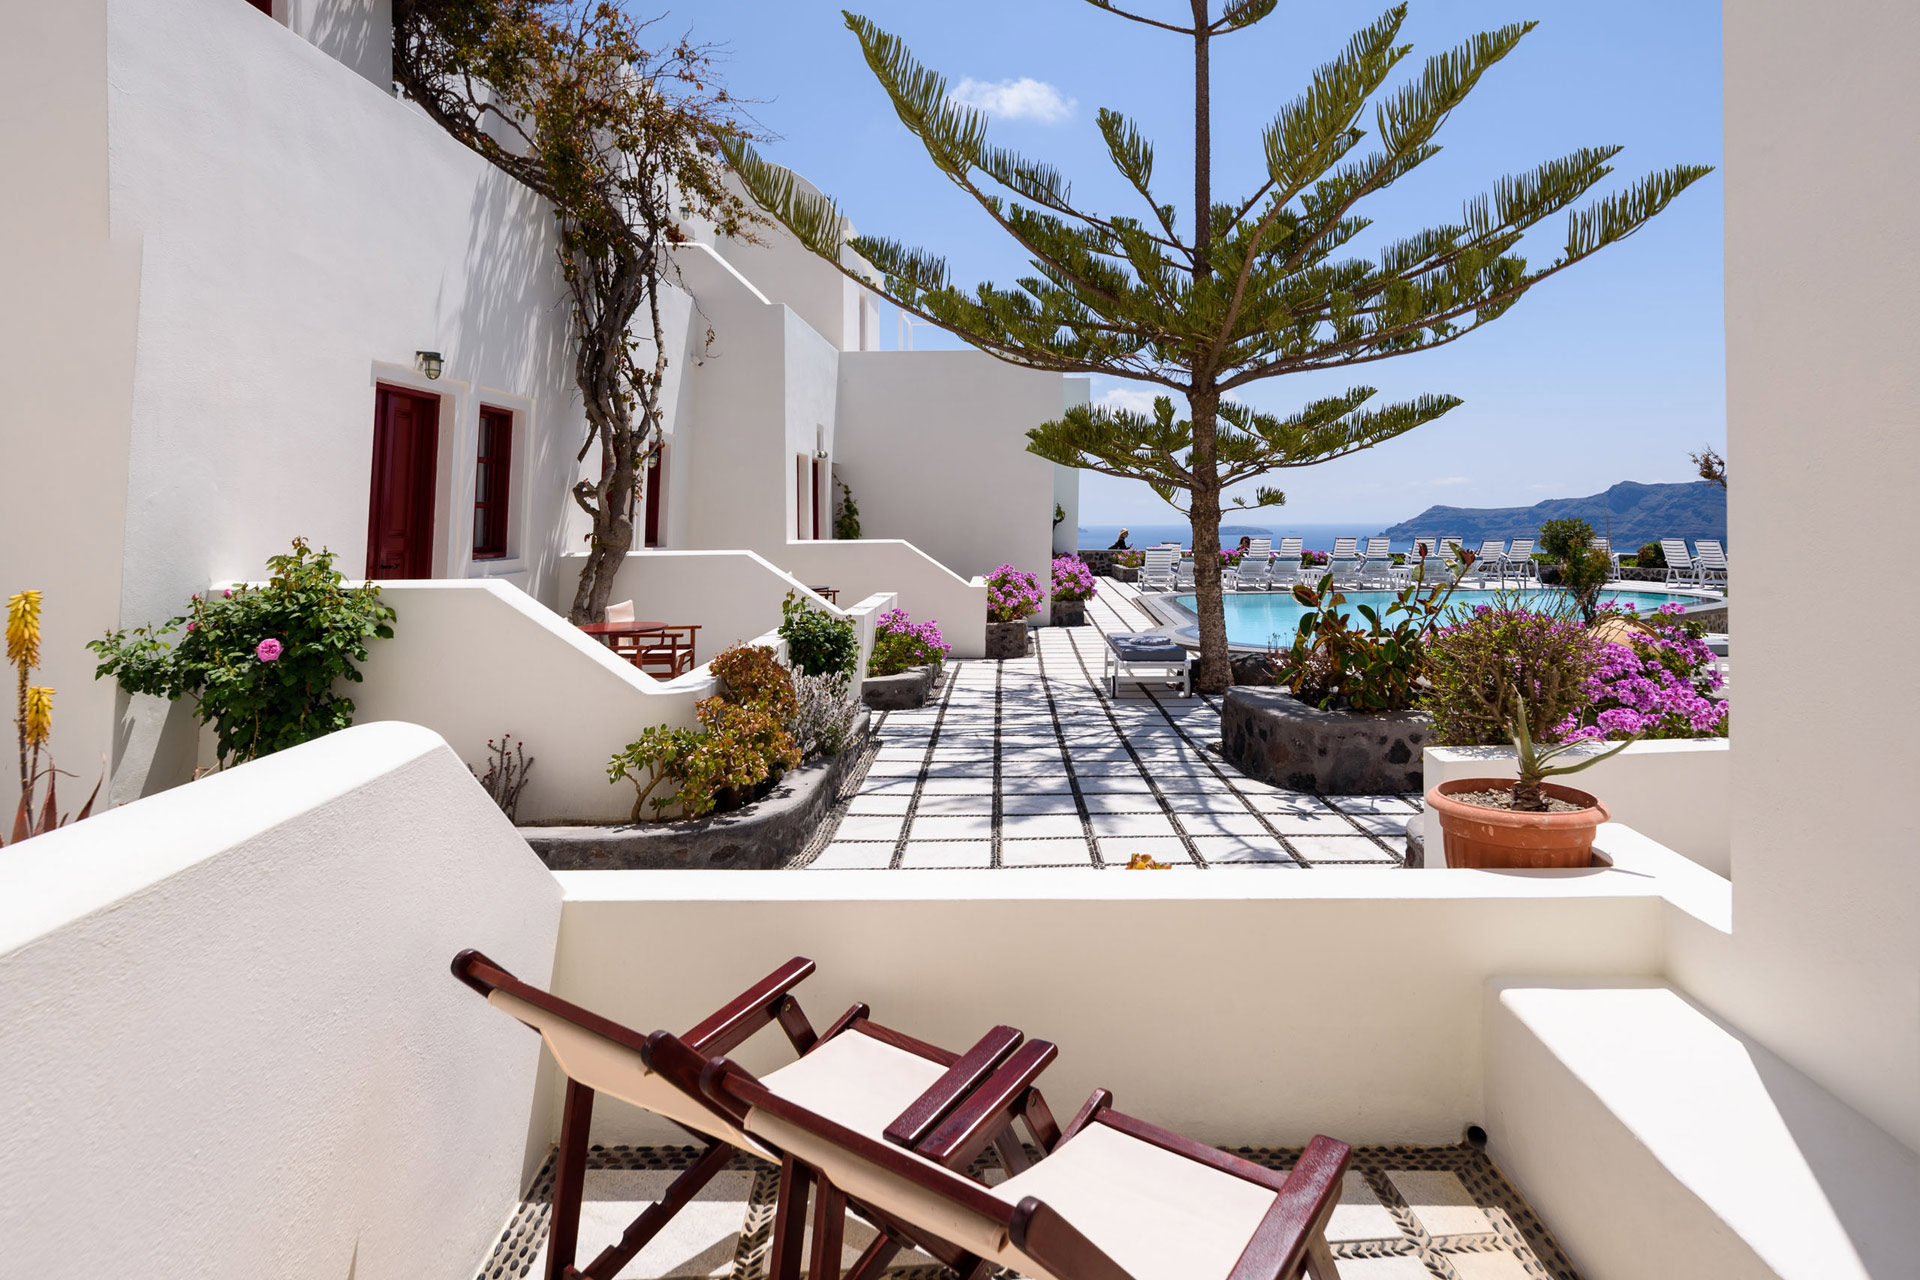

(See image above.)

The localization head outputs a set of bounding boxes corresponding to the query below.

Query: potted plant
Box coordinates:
[1049,556,1097,627]
[1427,690,1634,868]
[984,564,1041,659]
[862,608,949,709]
[1222,556,1471,793]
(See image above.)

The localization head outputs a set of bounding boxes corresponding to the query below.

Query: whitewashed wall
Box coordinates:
[835,352,1079,591]
[771,540,989,658]
[547,861,1680,1148]
[1713,0,1920,1153]
[0,722,562,1279]
[0,2,141,821]
[101,0,588,796]
[351,580,734,823]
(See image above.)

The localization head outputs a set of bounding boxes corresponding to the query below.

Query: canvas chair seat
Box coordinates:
[760,1026,951,1142]
[991,1123,1278,1280]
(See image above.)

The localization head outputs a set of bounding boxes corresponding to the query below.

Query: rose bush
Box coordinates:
[89,538,395,766]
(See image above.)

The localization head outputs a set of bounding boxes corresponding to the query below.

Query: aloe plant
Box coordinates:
[1507,688,1635,811]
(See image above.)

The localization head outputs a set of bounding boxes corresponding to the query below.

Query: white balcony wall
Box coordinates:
[835,352,1083,592]
[558,549,890,677]
[0,723,562,1280]
[1421,739,1731,877]
[0,1,141,821]
[100,0,588,796]
[1718,0,1920,1152]
[350,580,737,823]
[771,540,989,659]
[546,848,1705,1149]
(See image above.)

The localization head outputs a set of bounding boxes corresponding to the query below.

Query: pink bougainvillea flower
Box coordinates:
[223,588,234,599]
[255,638,284,662]
[186,621,197,632]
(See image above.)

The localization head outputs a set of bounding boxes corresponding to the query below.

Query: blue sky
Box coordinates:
[681,1,1724,526]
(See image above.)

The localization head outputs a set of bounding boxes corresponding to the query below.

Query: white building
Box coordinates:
[0,0,1085,817]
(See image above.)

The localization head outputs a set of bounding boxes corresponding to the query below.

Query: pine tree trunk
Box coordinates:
[1188,389,1231,694]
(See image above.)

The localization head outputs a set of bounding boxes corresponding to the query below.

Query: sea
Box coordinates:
[1075,522,1400,554]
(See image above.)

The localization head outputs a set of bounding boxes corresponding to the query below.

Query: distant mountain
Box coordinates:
[1378,481,1727,548]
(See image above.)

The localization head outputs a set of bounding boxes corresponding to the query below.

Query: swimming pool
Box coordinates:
[1169,588,1713,649]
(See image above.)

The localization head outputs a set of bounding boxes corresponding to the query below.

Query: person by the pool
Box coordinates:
[1109,528,1130,550]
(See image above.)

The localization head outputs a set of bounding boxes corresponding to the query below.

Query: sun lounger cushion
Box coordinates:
[760,1028,951,1142]
[1107,633,1186,663]
[990,1123,1277,1280]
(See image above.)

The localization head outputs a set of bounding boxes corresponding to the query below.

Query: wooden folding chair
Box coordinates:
[452,951,1034,1280]
[700,1040,1354,1280]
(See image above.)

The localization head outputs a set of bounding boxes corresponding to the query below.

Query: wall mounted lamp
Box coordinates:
[416,350,444,380]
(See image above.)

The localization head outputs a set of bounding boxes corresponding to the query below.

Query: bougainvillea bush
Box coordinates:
[1301,549,1330,567]
[88,538,395,766]
[1424,605,1601,746]
[1560,604,1727,740]
[1051,556,1098,603]
[984,564,1044,623]
[868,608,949,677]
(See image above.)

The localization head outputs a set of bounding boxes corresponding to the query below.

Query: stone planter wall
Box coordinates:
[525,712,872,869]
[985,619,1031,659]
[1220,687,1428,795]
[862,663,941,710]
[1049,600,1089,628]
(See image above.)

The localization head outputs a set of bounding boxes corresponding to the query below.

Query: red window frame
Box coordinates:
[473,406,513,560]
[246,0,274,15]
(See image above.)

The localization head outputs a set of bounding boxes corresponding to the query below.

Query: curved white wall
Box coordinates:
[0,722,562,1279]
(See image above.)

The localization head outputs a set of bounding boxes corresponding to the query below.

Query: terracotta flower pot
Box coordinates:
[1426,777,1609,869]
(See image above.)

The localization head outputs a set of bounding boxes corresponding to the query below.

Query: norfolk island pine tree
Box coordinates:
[725,2,1710,691]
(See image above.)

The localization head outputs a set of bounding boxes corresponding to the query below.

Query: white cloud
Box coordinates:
[949,77,1077,124]
[1094,386,1162,415]
[1408,475,1471,487]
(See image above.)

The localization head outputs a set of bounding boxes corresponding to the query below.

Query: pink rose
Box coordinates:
[223,588,234,599]
[255,638,284,662]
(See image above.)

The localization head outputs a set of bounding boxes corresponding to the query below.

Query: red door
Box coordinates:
[367,385,440,579]
[643,447,665,548]
[811,457,827,540]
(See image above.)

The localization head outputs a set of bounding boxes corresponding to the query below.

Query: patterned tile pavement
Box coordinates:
[796,583,1419,871]
[474,1143,1582,1279]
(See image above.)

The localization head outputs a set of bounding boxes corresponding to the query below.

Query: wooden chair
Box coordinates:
[701,1041,1353,1280]
[452,951,1033,1280]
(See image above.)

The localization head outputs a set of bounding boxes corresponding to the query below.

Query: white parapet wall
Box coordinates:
[1421,738,1731,877]
[351,580,729,823]
[0,722,563,1280]
[557,549,894,677]
[766,538,989,658]
[545,847,1703,1150]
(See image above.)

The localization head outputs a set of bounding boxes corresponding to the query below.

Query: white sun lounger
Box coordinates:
[1662,538,1696,585]
[1139,548,1177,592]
[1692,539,1729,587]
[1102,631,1191,698]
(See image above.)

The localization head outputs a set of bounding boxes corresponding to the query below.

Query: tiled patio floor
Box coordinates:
[475,1143,1581,1279]
[797,586,1417,871]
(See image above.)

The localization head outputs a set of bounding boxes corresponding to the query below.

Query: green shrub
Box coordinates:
[833,480,861,540]
[608,642,801,820]
[1423,605,1600,746]
[709,644,796,720]
[1534,518,1609,623]
[88,538,395,766]
[778,593,858,677]
[1537,518,1594,561]
[1636,541,1666,569]
[1273,566,1470,713]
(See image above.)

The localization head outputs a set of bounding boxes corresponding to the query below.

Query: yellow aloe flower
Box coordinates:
[6,590,42,670]
[23,685,53,747]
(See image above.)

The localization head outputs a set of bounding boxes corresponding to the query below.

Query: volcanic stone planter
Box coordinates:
[524,712,871,870]
[1221,687,1429,795]
[1049,600,1089,628]
[985,620,1031,659]
[862,663,941,710]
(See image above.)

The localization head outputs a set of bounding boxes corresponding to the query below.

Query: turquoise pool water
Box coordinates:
[1171,589,1712,649]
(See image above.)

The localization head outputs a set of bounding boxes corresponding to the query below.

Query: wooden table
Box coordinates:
[578,620,701,679]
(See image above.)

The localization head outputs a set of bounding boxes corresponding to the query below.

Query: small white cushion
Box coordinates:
[605,599,636,623]
[992,1123,1277,1280]
[761,1028,949,1142]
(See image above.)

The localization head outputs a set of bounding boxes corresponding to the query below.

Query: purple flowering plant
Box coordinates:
[868,607,949,677]
[1301,549,1330,567]
[1424,605,1601,746]
[1051,556,1098,603]
[1559,603,1727,741]
[984,564,1043,623]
